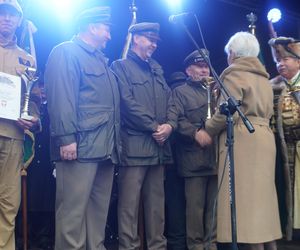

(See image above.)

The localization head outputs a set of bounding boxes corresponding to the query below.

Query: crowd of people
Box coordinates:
[1,1,300,250]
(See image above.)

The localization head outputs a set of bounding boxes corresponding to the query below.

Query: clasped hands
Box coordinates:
[152,123,172,146]
[195,129,212,147]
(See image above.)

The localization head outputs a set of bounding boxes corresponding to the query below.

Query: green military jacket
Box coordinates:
[45,36,120,163]
[111,50,177,166]
[172,79,216,177]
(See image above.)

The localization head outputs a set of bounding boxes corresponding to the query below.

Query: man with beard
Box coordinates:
[45,6,120,249]
[269,37,300,240]
[111,22,177,250]
[0,0,39,249]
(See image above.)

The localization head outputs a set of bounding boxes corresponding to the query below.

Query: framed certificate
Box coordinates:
[0,71,21,121]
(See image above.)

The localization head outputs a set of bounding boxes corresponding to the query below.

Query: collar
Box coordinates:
[73,35,104,55]
[187,77,206,89]
[0,34,17,48]
[287,70,300,87]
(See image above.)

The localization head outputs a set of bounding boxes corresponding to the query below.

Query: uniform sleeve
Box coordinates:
[44,45,80,146]
[166,87,178,130]
[111,61,159,133]
[172,88,198,143]
[205,70,243,137]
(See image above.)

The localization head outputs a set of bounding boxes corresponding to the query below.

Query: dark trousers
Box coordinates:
[165,166,187,250]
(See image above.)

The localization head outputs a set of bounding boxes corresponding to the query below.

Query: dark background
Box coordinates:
[18,0,300,79]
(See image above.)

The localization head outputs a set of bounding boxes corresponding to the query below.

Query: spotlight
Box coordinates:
[267,8,282,23]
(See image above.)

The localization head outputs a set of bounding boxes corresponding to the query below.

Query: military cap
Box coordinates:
[269,36,300,62]
[77,6,111,26]
[0,0,22,16]
[129,22,160,41]
[183,49,209,68]
[167,71,186,89]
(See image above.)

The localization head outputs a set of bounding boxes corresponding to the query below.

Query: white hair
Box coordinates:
[224,31,260,58]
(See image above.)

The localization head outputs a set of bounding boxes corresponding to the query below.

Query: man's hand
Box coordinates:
[60,143,77,161]
[17,117,39,130]
[195,129,212,147]
[152,123,173,145]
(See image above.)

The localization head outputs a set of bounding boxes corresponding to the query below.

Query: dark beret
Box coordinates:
[183,49,209,68]
[129,22,160,41]
[77,6,111,26]
[168,72,186,84]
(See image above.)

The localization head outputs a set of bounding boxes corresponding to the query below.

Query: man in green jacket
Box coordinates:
[111,22,177,250]
[172,50,217,250]
[45,6,120,250]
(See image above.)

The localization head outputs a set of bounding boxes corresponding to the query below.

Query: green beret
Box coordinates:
[0,0,22,16]
[129,22,160,41]
[184,49,209,68]
[77,6,111,26]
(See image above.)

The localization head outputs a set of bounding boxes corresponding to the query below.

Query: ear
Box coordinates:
[185,66,192,76]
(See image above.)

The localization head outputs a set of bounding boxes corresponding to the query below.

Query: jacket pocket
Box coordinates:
[122,129,156,158]
[77,111,110,159]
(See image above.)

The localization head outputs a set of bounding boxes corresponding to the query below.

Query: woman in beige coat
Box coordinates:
[196,32,282,250]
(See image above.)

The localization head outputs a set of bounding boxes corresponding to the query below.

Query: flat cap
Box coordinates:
[129,22,160,41]
[184,49,209,68]
[0,0,22,16]
[77,6,111,26]
[269,36,300,62]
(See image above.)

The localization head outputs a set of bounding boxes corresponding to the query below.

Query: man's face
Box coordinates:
[186,61,210,81]
[0,5,21,38]
[276,56,300,80]
[90,23,111,49]
[134,34,158,61]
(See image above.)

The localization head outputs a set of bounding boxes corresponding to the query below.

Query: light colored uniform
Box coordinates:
[0,39,35,250]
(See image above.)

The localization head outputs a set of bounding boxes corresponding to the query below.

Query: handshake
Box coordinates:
[195,129,212,147]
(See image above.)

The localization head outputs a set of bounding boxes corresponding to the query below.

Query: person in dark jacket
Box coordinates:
[172,50,217,250]
[111,22,177,250]
[44,6,120,250]
[165,72,188,250]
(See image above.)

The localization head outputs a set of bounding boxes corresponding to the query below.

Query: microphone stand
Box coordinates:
[177,20,255,250]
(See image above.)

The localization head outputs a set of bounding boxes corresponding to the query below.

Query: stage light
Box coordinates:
[165,0,182,10]
[267,8,282,23]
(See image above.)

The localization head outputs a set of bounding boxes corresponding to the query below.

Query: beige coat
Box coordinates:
[205,57,282,243]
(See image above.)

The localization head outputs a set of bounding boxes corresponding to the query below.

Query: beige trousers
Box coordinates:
[0,137,23,250]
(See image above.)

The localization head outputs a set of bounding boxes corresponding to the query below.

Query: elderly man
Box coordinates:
[269,37,300,240]
[172,50,217,250]
[111,22,177,250]
[0,0,39,249]
[45,6,120,250]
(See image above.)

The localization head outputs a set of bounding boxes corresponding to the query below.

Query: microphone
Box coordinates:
[169,12,192,24]
[269,37,300,46]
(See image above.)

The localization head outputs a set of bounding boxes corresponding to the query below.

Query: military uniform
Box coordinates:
[165,72,187,250]
[172,50,217,250]
[45,7,120,250]
[269,37,300,239]
[0,1,38,249]
[111,22,177,250]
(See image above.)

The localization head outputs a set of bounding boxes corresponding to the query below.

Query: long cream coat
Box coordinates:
[205,57,282,243]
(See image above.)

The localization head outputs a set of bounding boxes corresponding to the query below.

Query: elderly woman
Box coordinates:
[197,32,282,250]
